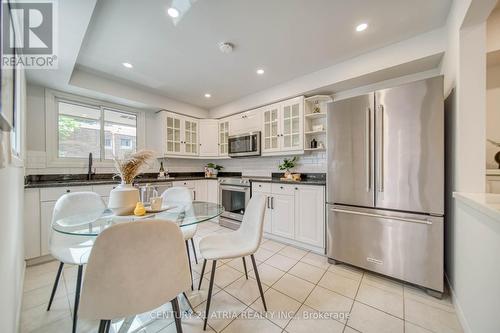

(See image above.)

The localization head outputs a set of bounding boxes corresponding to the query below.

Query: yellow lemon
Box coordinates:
[134,202,146,216]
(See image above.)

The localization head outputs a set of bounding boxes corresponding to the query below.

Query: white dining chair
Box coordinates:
[161,186,198,289]
[198,194,267,330]
[78,220,191,333]
[46,191,106,333]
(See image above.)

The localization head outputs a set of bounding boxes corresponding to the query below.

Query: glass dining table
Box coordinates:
[52,201,224,236]
[52,201,224,333]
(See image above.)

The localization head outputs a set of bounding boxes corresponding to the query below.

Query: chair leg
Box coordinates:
[182,291,194,313]
[46,262,64,311]
[250,254,267,311]
[242,257,248,279]
[171,297,183,333]
[203,260,217,331]
[198,259,207,290]
[98,320,107,333]
[105,320,111,333]
[72,265,84,333]
[185,240,193,290]
[190,238,198,264]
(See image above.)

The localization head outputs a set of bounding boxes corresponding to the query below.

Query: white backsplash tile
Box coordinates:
[25,150,326,176]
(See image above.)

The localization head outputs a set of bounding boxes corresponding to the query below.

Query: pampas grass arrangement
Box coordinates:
[113,149,155,184]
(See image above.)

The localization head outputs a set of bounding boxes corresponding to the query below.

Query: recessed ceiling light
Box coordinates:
[204,93,211,98]
[356,23,368,32]
[167,7,180,18]
[256,69,265,75]
[122,62,133,68]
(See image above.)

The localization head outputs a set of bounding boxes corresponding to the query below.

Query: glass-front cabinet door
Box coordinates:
[219,120,229,155]
[184,119,198,155]
[281,97,303,151]
[263,104,280,153]
[166,115,181,154]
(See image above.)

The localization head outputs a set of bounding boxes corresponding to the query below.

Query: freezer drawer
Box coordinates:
[327,205,443,292]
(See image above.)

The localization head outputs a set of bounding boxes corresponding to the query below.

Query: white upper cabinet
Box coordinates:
[262,96,304,154]
[228,109,262,135]
[218,120,229,156]
[263,104,281,153]
[163,112,199,157]
[199,119,219,157]
[281,97,303,151]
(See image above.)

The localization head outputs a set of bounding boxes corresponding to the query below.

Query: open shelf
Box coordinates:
[305,130,326,135]
[304,112,327,119]
[304,147,326,151]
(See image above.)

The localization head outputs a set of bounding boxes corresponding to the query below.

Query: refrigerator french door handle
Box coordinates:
[330,208,433,225]
[377,105,385,193]
[365,107,371,192]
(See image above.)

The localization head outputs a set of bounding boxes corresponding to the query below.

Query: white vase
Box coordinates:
[108,183,140,216]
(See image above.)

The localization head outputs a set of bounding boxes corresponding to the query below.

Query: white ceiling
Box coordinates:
[75,0,451,109]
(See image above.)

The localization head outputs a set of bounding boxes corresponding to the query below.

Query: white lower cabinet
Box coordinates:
[294,185,325,248]
[270,194,295,239]
[40,201,55,256]
[194,180,208,201]
[253,182,325,251]
[207,179,219,204]
[24,189,41,259]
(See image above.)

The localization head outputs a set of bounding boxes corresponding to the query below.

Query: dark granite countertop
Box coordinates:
[24,172,326,188]
[24,172,241,189]
[248,173,326,186]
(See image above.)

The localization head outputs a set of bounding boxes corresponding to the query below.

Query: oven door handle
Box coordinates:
[221,185,249,192]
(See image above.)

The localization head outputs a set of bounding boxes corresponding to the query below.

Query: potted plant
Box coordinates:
[278,156,298,179]
[206,163,224,177]
[108,150,155,215]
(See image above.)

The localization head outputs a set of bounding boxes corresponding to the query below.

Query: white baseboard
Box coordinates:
[445,273,472,333]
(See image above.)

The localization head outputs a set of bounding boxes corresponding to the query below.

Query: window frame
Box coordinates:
[45,89,145,167]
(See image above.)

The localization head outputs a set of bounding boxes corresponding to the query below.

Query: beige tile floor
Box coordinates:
[21,222,463,333]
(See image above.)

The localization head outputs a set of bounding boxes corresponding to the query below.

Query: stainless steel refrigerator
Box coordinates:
[326,76,444,294]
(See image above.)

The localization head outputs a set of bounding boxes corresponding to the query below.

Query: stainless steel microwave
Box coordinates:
[228,132,261,157]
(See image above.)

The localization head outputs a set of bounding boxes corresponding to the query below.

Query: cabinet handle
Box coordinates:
[267,196,270,209]
[280,186,284,189]
[66,189,70,193]
[271,197,274,209]
[295,187,298,190]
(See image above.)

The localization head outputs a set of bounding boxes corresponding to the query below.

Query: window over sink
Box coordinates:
[46,89,144,167]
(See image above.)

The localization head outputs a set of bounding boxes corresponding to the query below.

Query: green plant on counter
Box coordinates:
[206,163,224,171]
[278,156,298,172]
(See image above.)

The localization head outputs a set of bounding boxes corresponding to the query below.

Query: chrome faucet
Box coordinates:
[88,153,95,180]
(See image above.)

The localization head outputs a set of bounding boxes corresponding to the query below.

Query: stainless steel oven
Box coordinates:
[228,132,261,157]
[218,178,250,229]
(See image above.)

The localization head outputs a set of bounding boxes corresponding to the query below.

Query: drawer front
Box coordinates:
[40,186,93,202]
[92,184,117,197]
[252,182,271,193]
[271,183,296,195]
[327,205,443,292]
[172,180,196,188]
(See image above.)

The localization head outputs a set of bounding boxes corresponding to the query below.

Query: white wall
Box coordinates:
[0,72,27,332]
[486,64,500,169]
[441,0,499,332]
[487,6,500,53]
